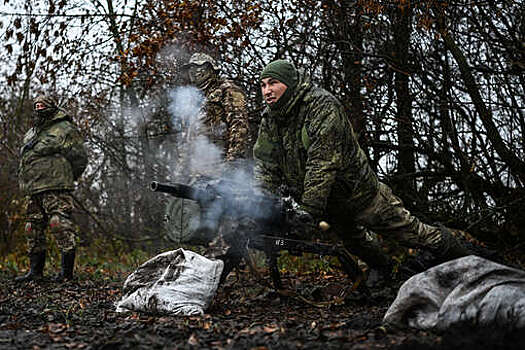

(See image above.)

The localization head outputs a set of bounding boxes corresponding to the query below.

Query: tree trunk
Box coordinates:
[392,4,416,203]
[323,0,368,153]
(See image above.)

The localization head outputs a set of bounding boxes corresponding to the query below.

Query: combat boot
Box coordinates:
[56,249,76,282]
[344,238,393,289]
[15,251,46,282]
[428,225,473,264]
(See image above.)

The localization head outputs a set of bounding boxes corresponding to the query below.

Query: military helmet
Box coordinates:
[184,52,219,71]
[33,94,58,110]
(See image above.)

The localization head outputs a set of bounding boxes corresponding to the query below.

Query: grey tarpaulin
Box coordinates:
[383,255,525,331]
[115,248,224,316]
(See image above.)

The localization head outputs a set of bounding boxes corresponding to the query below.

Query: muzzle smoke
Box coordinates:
[168,86,224,178]
[165,85,274,244]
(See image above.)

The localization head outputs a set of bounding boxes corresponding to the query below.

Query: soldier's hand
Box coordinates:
[281,196,322,238]
[295,206,315,226]
[288,206,318,238]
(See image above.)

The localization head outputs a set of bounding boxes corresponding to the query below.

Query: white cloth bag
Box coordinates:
[115,248,224,316]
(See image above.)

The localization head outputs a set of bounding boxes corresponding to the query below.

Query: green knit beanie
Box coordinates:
[260,60,298,89]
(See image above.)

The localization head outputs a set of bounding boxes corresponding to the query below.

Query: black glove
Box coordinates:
[294,206,316,227]
[282,196,317,238]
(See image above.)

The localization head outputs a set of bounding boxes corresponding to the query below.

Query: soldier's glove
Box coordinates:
[294,206,316,228]
[292,207,318,239]
[282,196,318,238]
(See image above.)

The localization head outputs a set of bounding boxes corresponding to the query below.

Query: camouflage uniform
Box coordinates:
[254,69,448,270]
[17,95,87,281]
[185,53,250,165]
[167,53,250,254]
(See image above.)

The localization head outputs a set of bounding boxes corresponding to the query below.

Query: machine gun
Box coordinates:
[150,181,365,291]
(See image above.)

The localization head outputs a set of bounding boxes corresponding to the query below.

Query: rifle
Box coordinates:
[150,180,365,292]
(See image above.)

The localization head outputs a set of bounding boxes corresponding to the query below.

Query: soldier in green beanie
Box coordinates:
[254,59,473,287]
[16,94,88,283]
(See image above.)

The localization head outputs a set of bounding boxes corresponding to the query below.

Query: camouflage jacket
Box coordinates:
[253,73,379,219]
[19,110,88,195]
[199,78,250,162]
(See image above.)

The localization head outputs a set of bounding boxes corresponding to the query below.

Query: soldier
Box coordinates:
[253,59,473,285]
[184,52,250,164]
[16,95,88,282]
[165,53,251,260]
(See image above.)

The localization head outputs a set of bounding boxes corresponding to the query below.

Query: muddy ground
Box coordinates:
[0,263,523,350]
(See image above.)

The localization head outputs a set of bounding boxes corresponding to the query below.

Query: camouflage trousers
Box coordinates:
[23,190,77,255]
[329,182,443,268]
[345,182,442,249]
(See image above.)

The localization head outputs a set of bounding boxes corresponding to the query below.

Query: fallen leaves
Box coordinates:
[0,268,460,349]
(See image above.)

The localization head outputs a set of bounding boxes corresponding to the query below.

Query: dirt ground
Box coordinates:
[0,264,523,350]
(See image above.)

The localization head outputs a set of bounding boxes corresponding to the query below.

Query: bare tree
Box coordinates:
[1,0,524,257]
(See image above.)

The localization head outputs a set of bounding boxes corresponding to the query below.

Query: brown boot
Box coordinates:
[15,251,45,282]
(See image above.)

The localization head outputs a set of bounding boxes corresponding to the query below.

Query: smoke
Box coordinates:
[164,85,277,245]
[165,84,255,186]
[168,85,203,126]
[168,85,226,177]
[191,135,224,175]
[113,44,193,140]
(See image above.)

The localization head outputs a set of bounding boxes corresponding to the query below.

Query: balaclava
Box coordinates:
[260,59,298,111]
[185,53,219,90]
[33,95,58,126]
[188,64,217,89]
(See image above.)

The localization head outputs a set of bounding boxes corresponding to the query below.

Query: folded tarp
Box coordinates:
[384,255,525,331]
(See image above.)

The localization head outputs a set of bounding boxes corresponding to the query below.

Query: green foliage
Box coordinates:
[0,255,21,274]
[75,239,152,280]
[278,251,339,276]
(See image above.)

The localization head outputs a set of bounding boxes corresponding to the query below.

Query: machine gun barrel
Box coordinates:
[151,180,283,224]
[150,181,216,203]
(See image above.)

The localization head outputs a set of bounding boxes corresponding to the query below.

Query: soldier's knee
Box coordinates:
[25,222,33,234]
[49,215,60,231]
[49,214,72,233]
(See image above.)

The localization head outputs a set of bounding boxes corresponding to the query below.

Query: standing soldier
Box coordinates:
[184,52,250,164]
[165,53,251,261]
[16,95,88,282]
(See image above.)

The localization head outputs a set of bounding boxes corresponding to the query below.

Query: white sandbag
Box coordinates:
[115,248,224,316]
[384,255,525,331]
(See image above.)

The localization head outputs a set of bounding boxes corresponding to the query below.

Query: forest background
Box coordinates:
[0,0,524,273]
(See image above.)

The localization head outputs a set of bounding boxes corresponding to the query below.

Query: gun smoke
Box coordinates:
[168,86,224,177]
[165,85,272,244]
